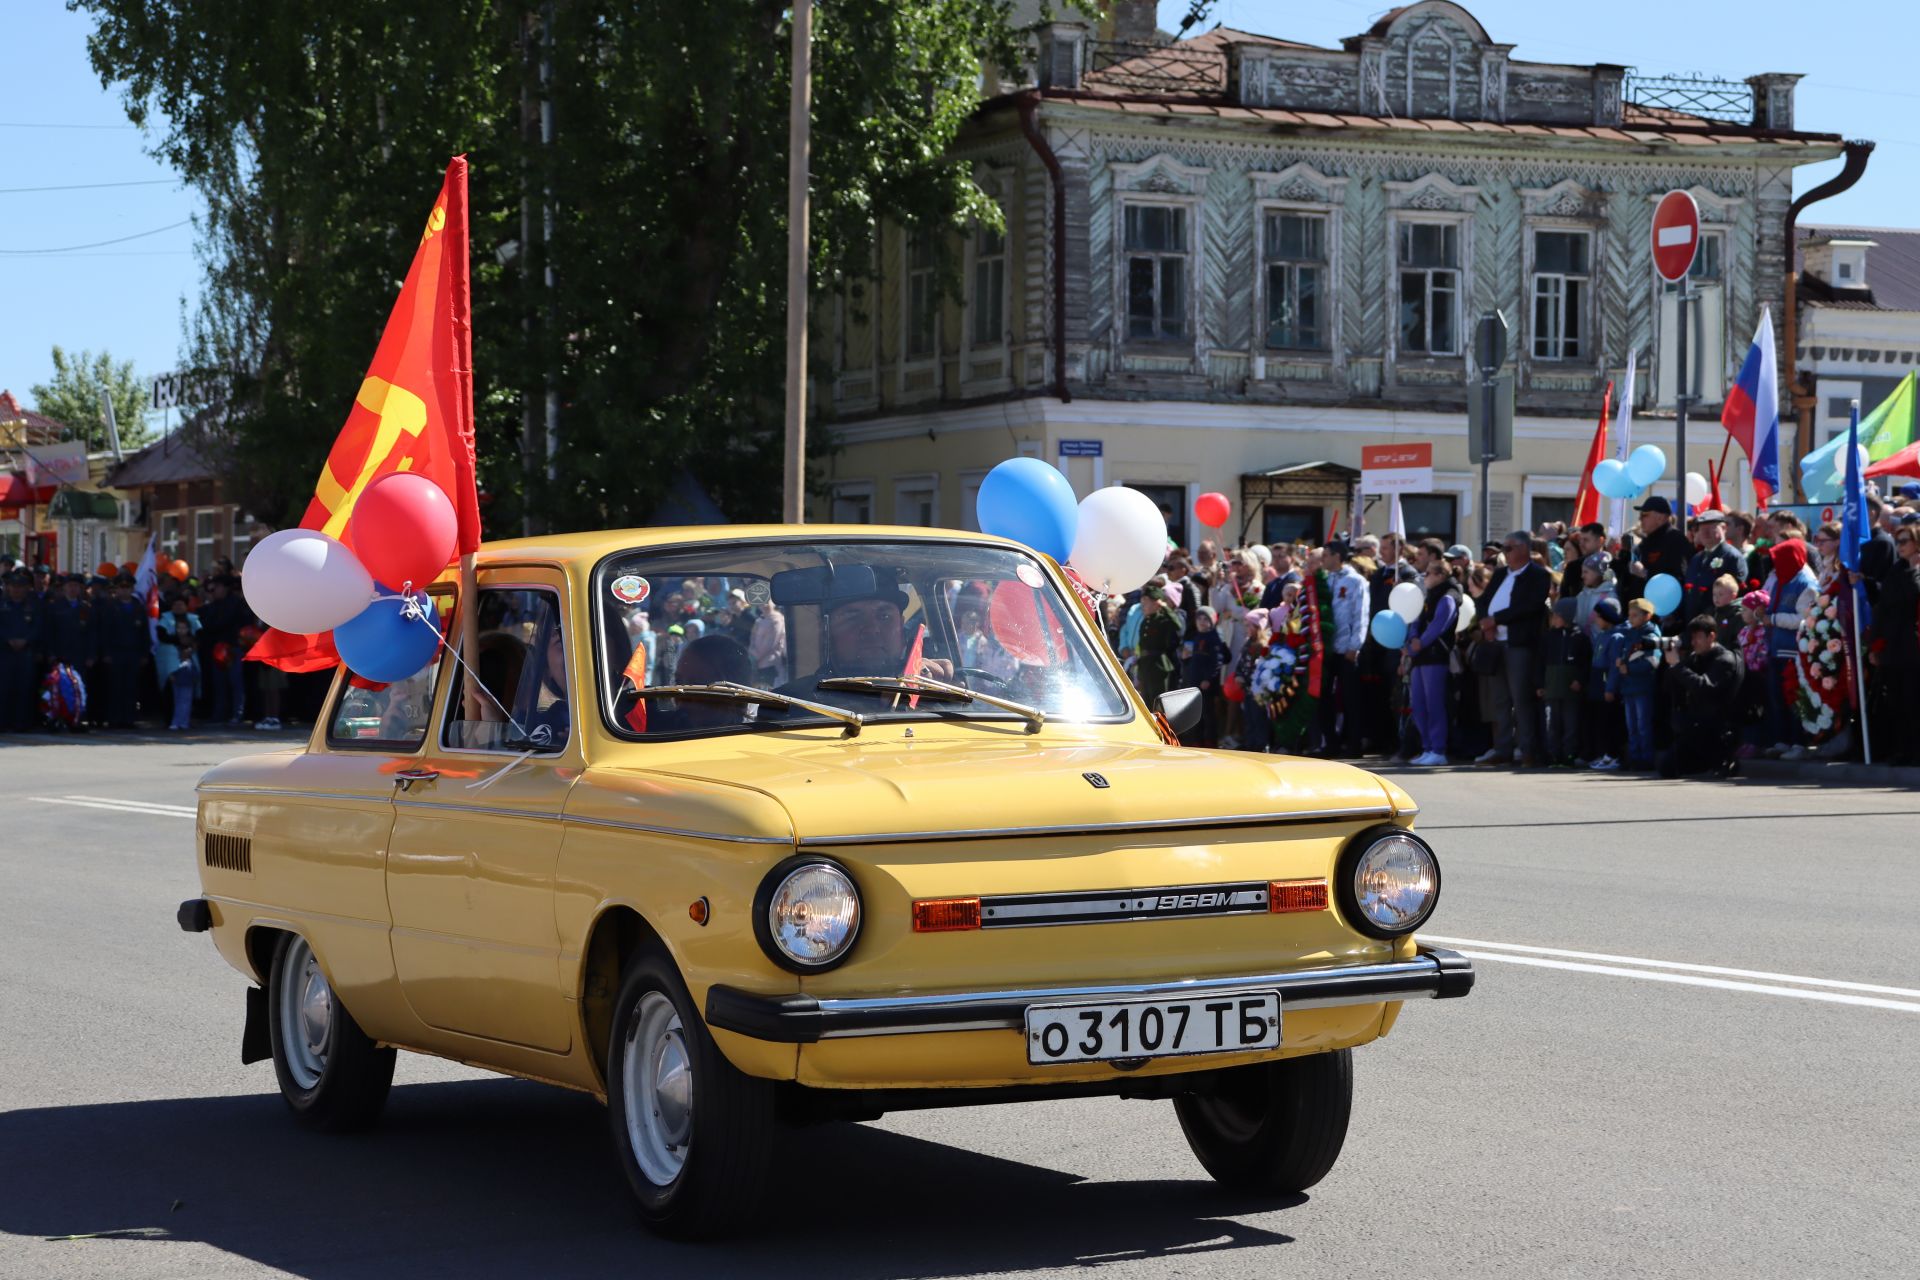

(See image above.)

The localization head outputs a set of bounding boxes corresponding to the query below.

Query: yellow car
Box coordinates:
[180,526,1471,1236]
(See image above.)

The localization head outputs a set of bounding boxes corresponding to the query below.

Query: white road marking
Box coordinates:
[32,796,196,819]
[64,793,196,815]
[1423,934,1920,999]
[1454,951,1920,1015]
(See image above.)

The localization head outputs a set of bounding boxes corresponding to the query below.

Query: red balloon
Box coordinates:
[1194,491,1231,528]
[350,473,459,590]
[989,580,1069,665]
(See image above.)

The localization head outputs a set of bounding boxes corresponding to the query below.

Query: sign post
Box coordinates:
[1471,311,1510,546]
[1653,190,1702,520]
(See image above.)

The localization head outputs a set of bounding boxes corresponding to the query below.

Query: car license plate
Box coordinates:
[1025,992,1281,1065]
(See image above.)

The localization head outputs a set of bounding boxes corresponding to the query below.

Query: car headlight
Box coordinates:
[1337,828,1440,938]
[755,859,862,972]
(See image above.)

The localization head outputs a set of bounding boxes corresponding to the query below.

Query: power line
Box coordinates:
[0,178,181,194]
[0,219,192,254]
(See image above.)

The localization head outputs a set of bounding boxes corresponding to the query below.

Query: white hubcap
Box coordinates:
[278,937,332,1090]
[623,991,692,1186]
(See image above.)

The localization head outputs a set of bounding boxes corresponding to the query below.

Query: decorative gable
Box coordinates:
[1109,153,1210,198]
[1520,179,1605,221]
[1384,172,1479,214]
[1250,163,1350,206]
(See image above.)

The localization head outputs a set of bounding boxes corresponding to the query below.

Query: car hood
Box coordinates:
[623,738,1405,843]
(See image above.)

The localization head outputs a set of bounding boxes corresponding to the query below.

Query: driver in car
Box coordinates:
[808,584,954,684]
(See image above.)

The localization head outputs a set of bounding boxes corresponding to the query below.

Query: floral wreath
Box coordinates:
[1252,572,1328,748]
[1792,590,1853,741]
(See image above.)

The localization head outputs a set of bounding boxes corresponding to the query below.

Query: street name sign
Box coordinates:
[1360,442,1435,494]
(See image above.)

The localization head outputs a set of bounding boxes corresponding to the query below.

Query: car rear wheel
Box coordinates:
[606,951,776,1239]
[266,932,396,1132]
[1174,1049,1353,1193]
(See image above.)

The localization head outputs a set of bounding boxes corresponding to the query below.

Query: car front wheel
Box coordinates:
[266,932,396,1131]
[1174,1049,1353,1193]
[606,951,776,1238]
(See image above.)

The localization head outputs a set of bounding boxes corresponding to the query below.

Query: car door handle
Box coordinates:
[393,769,440,793]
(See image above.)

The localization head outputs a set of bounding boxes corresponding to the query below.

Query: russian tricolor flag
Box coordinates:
[1720,307,1780,509]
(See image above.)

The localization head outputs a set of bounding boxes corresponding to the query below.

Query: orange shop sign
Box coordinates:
[1359,442,1433,494]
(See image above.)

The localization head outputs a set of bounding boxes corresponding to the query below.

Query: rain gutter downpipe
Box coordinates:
[1783,139,1873,498]
[1018,92,1071,404]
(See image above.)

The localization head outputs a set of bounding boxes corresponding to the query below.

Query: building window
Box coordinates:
[830,483,874,524]
[1531,230,1591,361]
[1123,204,1189,342]
[1398,222,1460,356]
[893,476,938,527]
[1529,495,1577,532]
[195,510,217,573]
[1127,482,1188,554]
[1837,260,1854,281]
[970,226,1006,347]
[232,513,254,566]
[906,234,937,359]
[1663,230,1723,293]
[1264,211,1328,351]
[159,512,181,561]
[1399,494,1459,544]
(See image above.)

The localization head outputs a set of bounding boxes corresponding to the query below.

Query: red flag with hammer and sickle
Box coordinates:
[250,157,480,672]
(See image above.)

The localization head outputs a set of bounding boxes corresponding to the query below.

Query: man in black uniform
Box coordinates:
[0,569,44,731]
[99,575,149,728]
[45,574,99,686]
[1682,510,1746,621]
[1660,614,1744,777]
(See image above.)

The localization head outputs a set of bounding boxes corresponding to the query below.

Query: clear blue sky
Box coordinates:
[2,2,1910,427]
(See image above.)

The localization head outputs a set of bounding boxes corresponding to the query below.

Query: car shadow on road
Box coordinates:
[0,1079,1298,1279]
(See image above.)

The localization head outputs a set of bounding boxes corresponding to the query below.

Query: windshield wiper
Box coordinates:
[631,682,864,736]
[814,675,1047,734]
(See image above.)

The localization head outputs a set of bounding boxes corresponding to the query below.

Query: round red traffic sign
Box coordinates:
[1651,190,1701,283]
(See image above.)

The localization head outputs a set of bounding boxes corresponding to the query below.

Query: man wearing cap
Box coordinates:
[45,574,99,693]
[1618,496,1691,623]
[788,579,953,690]
[1682,510,1745,621]
[0,569,44,731]
[1315,540,1369,757]
[1660,613,1743,777]
[1480,531,1551,766]
[99,575,148,728]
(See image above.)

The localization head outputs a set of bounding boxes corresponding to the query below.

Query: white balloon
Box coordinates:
[244,528,376,635]
[1068,486,1168,595]
[1685,472,1710,505]
[1388,580,1425,624]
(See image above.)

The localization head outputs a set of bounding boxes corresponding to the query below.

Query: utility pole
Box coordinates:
[781,0,813,525]
[1674,274,1692,518]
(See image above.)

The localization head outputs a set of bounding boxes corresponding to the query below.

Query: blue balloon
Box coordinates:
[1591,458,1636,500]
[334,586,441,684]
[1644,573,1683,617]
[1626,444,1668,489]
[976,457,1079,561]
[1369,610,1409,648]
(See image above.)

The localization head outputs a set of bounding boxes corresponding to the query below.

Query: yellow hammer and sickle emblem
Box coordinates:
[314,376,428,540]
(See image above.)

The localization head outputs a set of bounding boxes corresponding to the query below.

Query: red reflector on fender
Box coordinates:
[912,897,982,932]
[1269,880,1330,913]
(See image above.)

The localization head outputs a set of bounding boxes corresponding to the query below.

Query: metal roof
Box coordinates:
[1798,224,1920,313]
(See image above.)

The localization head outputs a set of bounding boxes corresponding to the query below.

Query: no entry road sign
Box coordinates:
[1652,190,1701,283]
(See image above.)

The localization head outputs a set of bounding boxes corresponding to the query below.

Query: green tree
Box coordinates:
[73,0,1035,532]
[28,345,152,452]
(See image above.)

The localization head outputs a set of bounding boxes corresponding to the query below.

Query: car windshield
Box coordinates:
[596,539,1131,738]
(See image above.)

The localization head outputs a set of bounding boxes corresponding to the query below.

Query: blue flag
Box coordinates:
[1840,403,1867,573]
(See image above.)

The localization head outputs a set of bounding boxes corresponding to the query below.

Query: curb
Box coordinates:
[1736,758,1919,787]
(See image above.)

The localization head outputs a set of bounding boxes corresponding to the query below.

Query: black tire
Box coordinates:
[1174,1049,1353,1193]
[606,950,777,1239]
[266,932,396,1132]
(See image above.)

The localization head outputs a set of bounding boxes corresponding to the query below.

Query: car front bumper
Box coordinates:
[706,945,1474,1044]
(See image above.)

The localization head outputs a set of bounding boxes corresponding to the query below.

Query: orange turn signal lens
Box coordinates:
[689,897,710,926]
[912,897,982,932]
[1269,879,1330,913]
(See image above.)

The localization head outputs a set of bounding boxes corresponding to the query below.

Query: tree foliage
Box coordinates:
[73,0,1033,532]
[29,345,152,452]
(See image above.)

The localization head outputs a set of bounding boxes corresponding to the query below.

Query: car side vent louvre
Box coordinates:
[204,831,252,874]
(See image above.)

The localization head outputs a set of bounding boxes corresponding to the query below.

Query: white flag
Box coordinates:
[132,536,159,644]
[1610,349,1637,537]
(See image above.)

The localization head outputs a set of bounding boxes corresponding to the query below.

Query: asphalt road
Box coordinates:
[3,732,1918,1279]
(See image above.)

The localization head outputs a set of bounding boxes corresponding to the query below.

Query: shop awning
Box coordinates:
[45,489,121,521]
[0,471,52,513]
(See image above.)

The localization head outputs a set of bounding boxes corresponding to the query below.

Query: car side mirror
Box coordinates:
[1156,686,1202,737]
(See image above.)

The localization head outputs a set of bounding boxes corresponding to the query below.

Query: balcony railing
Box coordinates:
[1624,74,1753,124]
[1085,39,1226,95]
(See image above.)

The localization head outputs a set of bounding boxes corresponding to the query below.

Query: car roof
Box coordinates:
[471,524,1028,567]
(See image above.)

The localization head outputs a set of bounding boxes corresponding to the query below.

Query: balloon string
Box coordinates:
[385,594,540,782]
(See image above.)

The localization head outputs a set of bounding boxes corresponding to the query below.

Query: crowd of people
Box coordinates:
[1103,484,1920,777]
[0,554,287,734]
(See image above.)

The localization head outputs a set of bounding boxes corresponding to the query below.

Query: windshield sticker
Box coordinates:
[1016,562,1046,590]
[745,580,771,606]
[611,575,651,606]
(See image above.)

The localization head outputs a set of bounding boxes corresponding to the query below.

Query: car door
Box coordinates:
[386,569,578,1053]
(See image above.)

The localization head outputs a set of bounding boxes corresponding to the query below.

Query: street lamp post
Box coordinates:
[781,0,813,525]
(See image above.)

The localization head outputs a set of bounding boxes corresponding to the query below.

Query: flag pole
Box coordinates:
[780,0,813,524]
[1851,567,1873,766]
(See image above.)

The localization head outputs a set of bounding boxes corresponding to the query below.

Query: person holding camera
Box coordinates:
[1661,614,1745,777]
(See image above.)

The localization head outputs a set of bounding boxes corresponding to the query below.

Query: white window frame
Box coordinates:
[194,509,217,572]
[966,220,1008,352]
[1393,214,1467,359]
[1259,206,1333,354]
[159,511,180,561]
[1117,196,1197,347]
[231,511,254,565]
[902,232,938,363]
[829,480,876,525]
[891,474,940,528]
[958,468,990,532]
[1529,225,1595,363]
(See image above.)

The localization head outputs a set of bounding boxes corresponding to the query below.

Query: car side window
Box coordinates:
[443,587,570,753]
[326,650,445,750]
